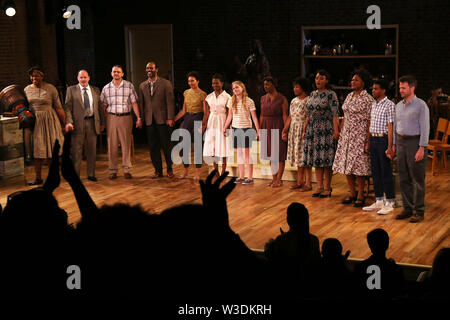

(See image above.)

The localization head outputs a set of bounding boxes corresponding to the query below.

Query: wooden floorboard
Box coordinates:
[0,144,448,266]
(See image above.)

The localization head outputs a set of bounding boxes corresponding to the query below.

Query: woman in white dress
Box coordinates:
[202,74,232,176]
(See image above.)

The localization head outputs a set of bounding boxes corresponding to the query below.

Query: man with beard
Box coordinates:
[393,75,429,223]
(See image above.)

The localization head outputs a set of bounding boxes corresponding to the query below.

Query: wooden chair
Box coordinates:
[435,126,450,170]
[429,118,448,145]
[429,125,450,175]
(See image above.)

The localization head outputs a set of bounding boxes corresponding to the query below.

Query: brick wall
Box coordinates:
[0,0,29,89]
[0,0,60,91]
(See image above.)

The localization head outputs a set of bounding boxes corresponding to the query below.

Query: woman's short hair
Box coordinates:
[352,68,372,90]
[292,77,311,95]
[187,71,201,81]
[28,66,44,76]
[316,69,331,81]
[263,75,278,88]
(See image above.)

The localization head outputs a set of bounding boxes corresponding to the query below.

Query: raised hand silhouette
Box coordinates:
[199,170,236,232]
[43,139,61,193]
[61,133,78,184]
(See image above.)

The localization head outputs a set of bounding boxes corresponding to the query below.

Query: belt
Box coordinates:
[370,133,387,137]
[84,115,94,120]
[397,134,420,139]
[108,112,131,117]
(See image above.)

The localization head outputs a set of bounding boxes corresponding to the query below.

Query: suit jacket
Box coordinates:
[138,77,175,126]
[64,84,104,135]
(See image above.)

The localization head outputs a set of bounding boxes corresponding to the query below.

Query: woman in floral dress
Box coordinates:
[302,70,340,198]
[282,77,312,191]
[333,69,374,207]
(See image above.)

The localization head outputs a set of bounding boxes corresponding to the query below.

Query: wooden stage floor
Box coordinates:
[0,145,448,266]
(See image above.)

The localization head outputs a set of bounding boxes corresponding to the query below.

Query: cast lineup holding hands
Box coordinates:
[23,63,429,223]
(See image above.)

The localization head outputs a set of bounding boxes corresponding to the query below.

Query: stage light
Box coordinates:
[3,0,16,17]
[62,7,71,19]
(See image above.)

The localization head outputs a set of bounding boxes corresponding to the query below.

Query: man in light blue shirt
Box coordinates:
[393,75,429,223]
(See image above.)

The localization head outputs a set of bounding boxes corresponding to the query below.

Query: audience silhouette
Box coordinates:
[0,136,446,300]
[415,248,450,300]
[318,238,353,299]
[264,202,320,298]
[353,228,405,299]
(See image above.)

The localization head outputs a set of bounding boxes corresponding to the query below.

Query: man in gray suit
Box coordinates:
[65,70,105,181]
[138,61,175,178]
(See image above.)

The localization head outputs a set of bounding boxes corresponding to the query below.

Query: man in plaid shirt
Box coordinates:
[101,65,142,180]
[363,79,396,215]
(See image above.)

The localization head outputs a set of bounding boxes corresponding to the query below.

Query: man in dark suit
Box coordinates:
[138,61,175,178]
[64,70,105,181]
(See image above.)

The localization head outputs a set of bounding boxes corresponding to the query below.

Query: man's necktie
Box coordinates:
[83,88,90,114]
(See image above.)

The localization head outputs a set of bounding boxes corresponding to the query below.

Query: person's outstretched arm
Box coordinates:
[43,140,61,193]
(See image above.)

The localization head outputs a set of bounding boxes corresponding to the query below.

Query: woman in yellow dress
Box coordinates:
[174,71,207,181]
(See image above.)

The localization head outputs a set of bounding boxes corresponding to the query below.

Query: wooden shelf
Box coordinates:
[300,24,399,98]
[304,55,397,59]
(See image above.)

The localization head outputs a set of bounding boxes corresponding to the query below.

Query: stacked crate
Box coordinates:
[0,115,24,179]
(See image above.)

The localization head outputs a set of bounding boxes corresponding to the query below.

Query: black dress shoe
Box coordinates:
[87,176,97,182]
[28,178,43,186]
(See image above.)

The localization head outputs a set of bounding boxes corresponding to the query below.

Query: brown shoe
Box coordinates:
[109,173,118,180]
[124,173,132,179]
[167,172,174,178]
[395,211,413,220]
[409,214,424,223]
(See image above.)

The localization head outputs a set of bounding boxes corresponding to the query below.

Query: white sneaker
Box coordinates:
[362,200,384,211]
[377,203,394,215]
